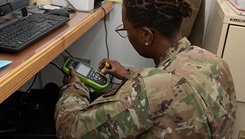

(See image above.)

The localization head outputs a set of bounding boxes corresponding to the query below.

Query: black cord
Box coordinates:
[101,7,110,60]
[64,50,74,58]
[101,6,114,87]
[22,63,62,101]
[25,74,38,93]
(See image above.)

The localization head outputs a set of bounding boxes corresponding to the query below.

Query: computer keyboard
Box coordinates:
[0,13,69,53]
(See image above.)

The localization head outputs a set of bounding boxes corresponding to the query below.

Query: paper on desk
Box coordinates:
[108,0,122,2]
[0,60,12,69]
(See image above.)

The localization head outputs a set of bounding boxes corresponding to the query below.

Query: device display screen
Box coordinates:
[76,63,91,76]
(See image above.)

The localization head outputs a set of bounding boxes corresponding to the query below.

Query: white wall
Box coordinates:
[38,0,213,87]
[34,2,155,88]
[65,3,154,69]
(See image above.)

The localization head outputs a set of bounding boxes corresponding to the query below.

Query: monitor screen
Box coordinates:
[0,0,29,16]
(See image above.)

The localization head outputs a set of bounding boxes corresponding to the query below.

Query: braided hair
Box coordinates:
[123,0,193,37]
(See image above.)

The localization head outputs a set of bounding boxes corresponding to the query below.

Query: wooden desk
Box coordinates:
[0,2,113,103]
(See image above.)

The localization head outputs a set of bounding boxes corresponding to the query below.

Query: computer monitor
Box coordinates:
[0,0,29,16]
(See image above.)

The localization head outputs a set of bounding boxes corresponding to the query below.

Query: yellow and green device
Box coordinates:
[63,57,109,91]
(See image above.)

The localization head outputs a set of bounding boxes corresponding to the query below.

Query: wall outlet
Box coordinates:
[238,130,245,139]
[64,56,91,65]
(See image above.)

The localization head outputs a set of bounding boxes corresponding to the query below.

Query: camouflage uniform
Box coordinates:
[55,37,237,139]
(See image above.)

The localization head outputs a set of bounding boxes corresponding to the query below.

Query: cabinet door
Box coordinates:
[223,25,245,102]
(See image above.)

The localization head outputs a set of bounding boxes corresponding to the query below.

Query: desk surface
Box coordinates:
[0,2,114,103]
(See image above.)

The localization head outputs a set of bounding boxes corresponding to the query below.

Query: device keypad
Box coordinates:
[88,70,107,85]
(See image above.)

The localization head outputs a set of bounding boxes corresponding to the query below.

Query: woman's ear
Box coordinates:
[142,27,154,46]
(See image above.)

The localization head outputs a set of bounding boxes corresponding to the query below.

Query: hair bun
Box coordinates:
[179,1,193,18]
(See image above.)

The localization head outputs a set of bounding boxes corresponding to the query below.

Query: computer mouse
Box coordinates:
[45,9,70,18]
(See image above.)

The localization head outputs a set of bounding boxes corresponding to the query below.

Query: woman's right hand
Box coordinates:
[98,58,128,80]
[63,66,80,85]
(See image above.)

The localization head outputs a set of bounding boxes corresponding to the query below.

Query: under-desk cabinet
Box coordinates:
[204,0,245,102]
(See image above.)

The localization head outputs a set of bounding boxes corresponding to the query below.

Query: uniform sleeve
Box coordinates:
[55,81,91,138]
[55,70,153,139]
[125,67,141,79]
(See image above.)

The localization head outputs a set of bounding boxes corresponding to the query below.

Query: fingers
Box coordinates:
[63,77,72,85]
[98,58,109,71]
[63,66,80,85]
[69,66,75,77]
[98,58,113,73]
[63,75,70,84]
[98,59,117,76]
[101,68,113,75]
[98,58,128,80]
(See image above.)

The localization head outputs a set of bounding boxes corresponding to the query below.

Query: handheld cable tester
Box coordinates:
[63,57,108,91]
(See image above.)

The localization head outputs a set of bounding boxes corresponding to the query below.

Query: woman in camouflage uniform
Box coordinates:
[55,0,237,138]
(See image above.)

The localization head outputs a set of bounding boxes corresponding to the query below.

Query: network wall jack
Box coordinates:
[64,56,91,65]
